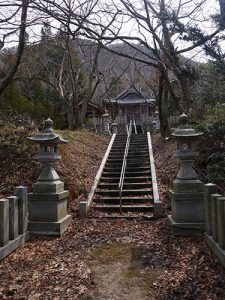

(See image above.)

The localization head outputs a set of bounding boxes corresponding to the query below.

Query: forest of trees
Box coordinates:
[0,0,225,134]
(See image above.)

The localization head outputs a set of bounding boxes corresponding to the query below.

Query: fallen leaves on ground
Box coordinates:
[0,131,225,300]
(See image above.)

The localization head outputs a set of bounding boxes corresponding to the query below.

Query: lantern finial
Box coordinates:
[179,113,188,128]
[43,118,54,133]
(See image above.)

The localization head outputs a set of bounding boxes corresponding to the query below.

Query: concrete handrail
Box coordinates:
[79,133,116,217]
[147,132,162,218]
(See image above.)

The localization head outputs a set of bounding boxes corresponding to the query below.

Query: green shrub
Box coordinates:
[204,103,225,125]
[197,122,225,184]
[0,115,38,155]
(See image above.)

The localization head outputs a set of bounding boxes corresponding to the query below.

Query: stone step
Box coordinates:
[104,166,150,172]
[109,150,126,153]
[107,157,150,161]
[100,176,151,183]
[93,196,152,204]
[105,161,149,167]
[90,215,155,220]
[127,154,149,158]
[128,150,149,153]
[93,204,153,212]
[130,142,148,145]
[130,144,147,147]
[110,148,125,154]
[129,147,149,151]
[126,165,150,170]
[111,146,126,149]
[98,182,152,189]
[128,156,149,160]
[127,161,149,166]
[106,159,123,163]
[102,171,151,177]
[95,189,152,196]
[112,142,126,144]
[108,153,124,156]
[127,158,149,162]
[110,147,126,151]
[130,138,147,141]
[108,155,149,160]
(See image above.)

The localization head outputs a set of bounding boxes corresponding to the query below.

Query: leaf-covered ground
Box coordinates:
[1,129,225,300]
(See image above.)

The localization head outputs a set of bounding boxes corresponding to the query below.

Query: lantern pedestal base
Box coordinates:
[168,215,204,236]
[28,189,71,236]
[169,182,205,235]
[102,130,111,136]
[28,214,71,237]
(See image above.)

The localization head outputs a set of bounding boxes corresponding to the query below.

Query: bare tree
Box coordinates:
[25,25,116,128]
[0,0,29,95]
[2,0,222,134]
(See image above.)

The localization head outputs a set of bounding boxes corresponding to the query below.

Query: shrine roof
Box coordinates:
[111,98,156,105]
[106,84,156,106]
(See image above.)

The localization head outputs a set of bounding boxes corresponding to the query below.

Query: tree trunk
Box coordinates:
[158,74,170,138]
[67,104,83,129]
[0,0,29,95]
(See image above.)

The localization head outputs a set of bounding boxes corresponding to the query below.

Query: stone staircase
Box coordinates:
[117,124,143,134]
[90,133,156,219]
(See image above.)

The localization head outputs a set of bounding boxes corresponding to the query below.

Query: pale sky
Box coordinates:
[0,0,222,63]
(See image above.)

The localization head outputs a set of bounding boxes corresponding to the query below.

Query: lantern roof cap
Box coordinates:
[102,110,110,117]
[172,113,203,138]
[27,118,68,144]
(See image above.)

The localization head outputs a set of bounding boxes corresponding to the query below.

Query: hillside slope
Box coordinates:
[0,122,109,215]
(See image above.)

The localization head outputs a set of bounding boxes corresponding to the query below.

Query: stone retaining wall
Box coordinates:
[0,186,29,260]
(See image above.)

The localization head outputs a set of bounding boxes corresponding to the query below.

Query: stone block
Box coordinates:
[169,215,204,236]
[217,197,225,250]
[154,202,162,219]
[176,161,198,180]
[8,196,18,240]
[204,184,218,235]
[211,194,221,242]
[14,186,28,234]
[29,190,69,201]
[0,199,9,247]
[29,198,68,222]
[79,201,88,218]
[170,190,204,223]
[173,179,204,193]
[33,180,64,194]
[28,215,71,236]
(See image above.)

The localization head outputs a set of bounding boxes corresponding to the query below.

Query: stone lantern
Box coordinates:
[168,113,204,235]
[102,110,111,135]
[27,118,71,236]
[111,122,118,134]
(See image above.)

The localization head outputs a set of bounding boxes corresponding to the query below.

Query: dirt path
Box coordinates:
[81,244,161,300]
